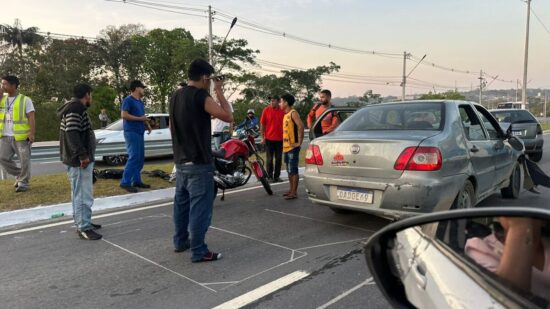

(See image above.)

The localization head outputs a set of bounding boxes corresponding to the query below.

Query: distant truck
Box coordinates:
[496,101,527,109]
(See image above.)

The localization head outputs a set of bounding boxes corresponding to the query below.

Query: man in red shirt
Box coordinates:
[306,89,339,135]
[260,95,285,182]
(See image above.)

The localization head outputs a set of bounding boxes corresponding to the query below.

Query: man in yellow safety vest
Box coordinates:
[0,75,36,192]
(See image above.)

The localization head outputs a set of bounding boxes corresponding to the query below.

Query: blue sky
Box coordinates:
[2,0,550,97]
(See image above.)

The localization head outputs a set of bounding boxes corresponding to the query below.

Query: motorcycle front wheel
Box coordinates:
[258,164,273,195]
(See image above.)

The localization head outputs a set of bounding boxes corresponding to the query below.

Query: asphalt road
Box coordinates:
[1,183,391,309]
[2,135,549,308]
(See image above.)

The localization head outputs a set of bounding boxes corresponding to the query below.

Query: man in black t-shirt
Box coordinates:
[169,59,233,263]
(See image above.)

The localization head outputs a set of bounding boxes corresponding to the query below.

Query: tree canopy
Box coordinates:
[0,20,340,141]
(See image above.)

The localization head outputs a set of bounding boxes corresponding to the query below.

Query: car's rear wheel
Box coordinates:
[529,151,543,162]
[329,207,354,214]
[451,180,475,210]
[501,162,521,199]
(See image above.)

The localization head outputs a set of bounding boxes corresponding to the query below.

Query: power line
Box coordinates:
[104,0,209,19]
[531,5,550,36]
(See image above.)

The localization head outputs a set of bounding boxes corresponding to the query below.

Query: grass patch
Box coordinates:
[542,123,550,131]
[0,163,175,212]
[0,149,307,212]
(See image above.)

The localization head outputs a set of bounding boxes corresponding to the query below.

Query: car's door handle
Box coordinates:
[413,263,427,290]
[470,146,479,153]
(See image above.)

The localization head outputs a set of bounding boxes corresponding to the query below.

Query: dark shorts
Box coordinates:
[284,147,300,175]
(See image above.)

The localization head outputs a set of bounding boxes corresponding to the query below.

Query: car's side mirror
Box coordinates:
[508,135,525,152]
[364,208,550,309]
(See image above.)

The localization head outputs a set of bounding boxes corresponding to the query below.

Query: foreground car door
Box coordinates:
[475,106,514,187]
[309,107,358,141]
[457,104,496,198]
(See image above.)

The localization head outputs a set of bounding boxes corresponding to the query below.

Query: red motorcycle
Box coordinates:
[212,125,273,200]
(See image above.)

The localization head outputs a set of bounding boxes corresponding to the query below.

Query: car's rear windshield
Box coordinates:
[336,102,444,131]
[491,110,537,124]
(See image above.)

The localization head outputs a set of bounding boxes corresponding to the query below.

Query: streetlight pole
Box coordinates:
[401,51,407,101]
[208,5,213,66]
[522,0,531,106]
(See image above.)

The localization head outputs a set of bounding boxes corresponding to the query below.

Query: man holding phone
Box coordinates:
[0,75,35,192]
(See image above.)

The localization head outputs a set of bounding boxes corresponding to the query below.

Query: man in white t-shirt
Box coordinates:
[0,75,36,192]
[212,102,234,150]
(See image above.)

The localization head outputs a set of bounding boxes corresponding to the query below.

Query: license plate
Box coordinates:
[512,130,523,136]
[336,187,373,204]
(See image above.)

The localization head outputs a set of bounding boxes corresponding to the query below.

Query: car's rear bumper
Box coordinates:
[303,169,466,220]
[522,136,544,154]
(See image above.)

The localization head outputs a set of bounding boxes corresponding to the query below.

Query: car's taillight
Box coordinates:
[536,124,543,135]
[305,145,324,165]
[394,147,442,171]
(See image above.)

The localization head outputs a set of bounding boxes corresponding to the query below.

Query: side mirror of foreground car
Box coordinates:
[364,207,550,309]
[508,135,525,152]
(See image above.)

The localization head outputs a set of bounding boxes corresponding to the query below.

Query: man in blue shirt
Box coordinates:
[236,109,259,130]
[120,80,152,193]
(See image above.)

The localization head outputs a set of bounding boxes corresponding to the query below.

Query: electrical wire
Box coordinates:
[531,6,550,36]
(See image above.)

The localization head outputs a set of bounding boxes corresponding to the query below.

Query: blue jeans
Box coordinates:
[173,163,215,261]
[67,162,94,231]
[284,147,300,175]
[121,131,144,186]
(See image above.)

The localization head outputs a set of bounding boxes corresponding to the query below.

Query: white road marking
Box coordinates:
[0,203,172,237]
[102,239,217,293]
[211,226,301,253]
[316,277,375,309]
[1,181,289,237]
[265,209,377,233]
[296,238,369,251]
[212,271,310,309]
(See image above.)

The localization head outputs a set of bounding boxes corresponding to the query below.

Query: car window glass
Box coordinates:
[337,103,443,131]
[477,111,500,140]
[492,110,537,124]
[428,217,550,308]
[148,117,161,130]
[459,105,486,141]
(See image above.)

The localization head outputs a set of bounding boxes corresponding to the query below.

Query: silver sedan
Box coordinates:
[304,100,524,220]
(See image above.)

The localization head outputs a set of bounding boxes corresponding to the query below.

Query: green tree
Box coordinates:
[88,85,119,129]
[418,90,465,100]
[33,38,96,103]
[346,90,381,107]
[94,24,146,104]
[140,28,203,113]
[0,19,44,56]
[237,62,340,121]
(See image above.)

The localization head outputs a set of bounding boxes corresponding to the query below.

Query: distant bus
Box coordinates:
[496,102,527,110]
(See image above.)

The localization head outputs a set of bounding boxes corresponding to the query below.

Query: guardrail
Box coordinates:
[0,130,311,179]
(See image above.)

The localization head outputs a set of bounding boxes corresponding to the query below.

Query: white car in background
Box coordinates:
[94,113,172,165]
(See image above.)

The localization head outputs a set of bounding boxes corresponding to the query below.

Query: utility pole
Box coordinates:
[478,70,485,105]
[516,79,520,102]
[208,5,213,66]
[545,90,547,118]
[401,51,408,101]
[522,0,531,106]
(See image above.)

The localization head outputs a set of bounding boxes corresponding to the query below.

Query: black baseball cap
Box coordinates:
[130,80,147,91]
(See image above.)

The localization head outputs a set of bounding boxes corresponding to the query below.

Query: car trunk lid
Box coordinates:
[314,131,440,179]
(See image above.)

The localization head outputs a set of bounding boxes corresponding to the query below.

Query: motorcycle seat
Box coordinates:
[212,148,226,158]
